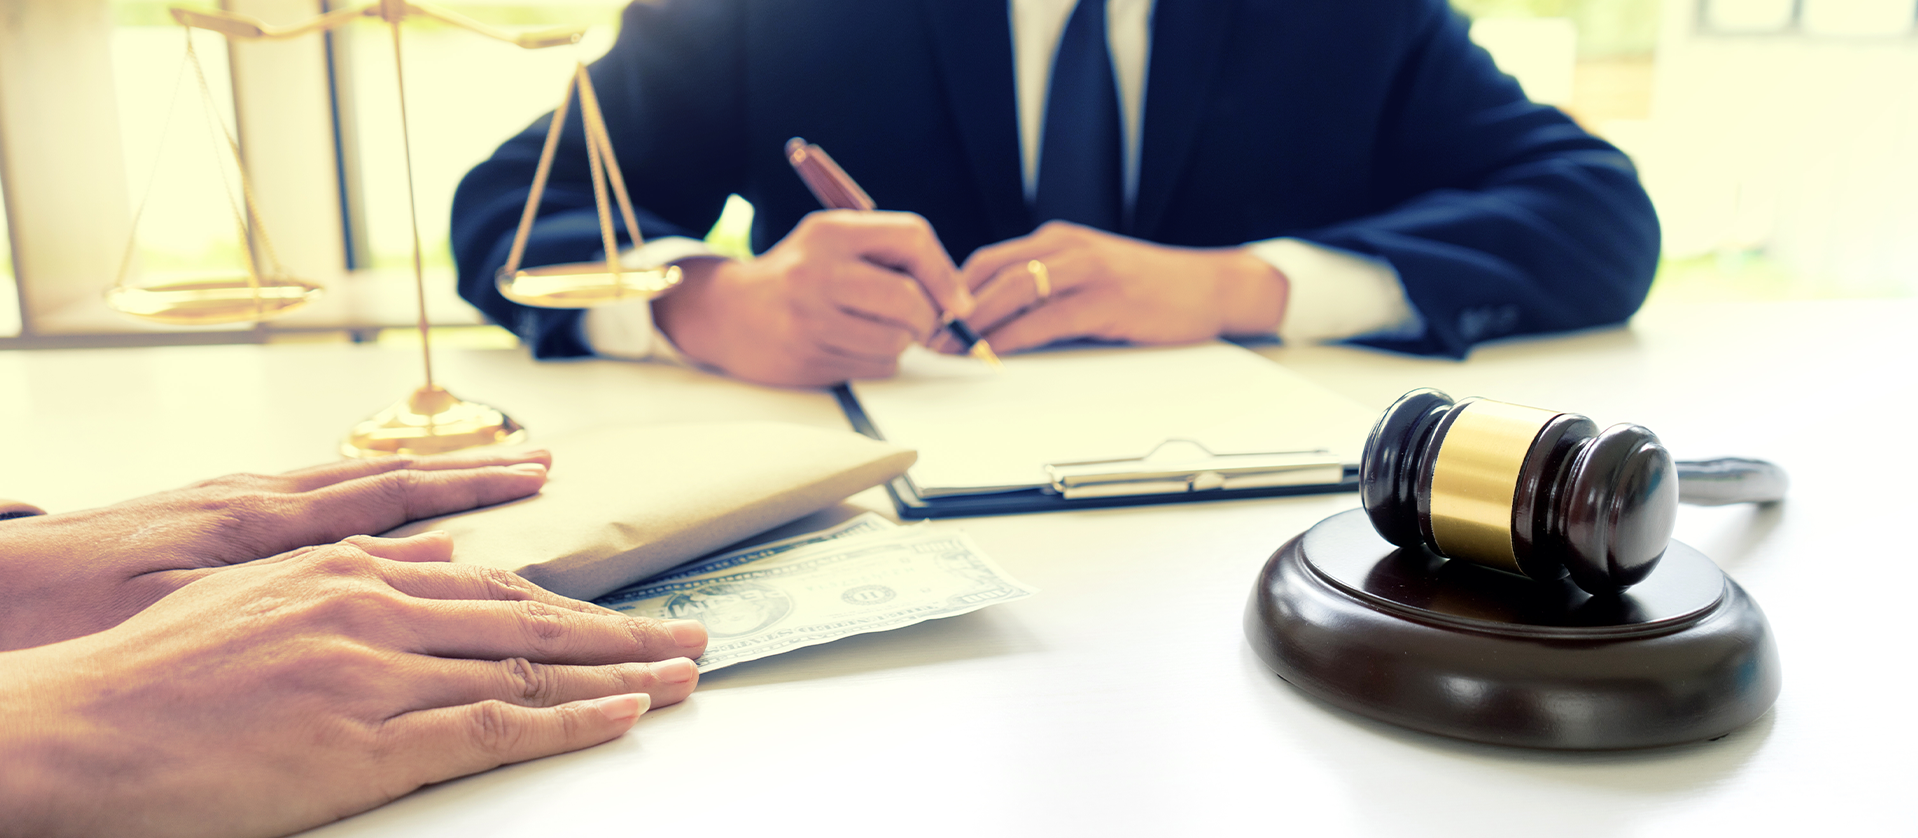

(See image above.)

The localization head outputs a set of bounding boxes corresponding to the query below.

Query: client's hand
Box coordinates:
[948,221,1288,354]
[653,210,973,386]
[0,448,554,652]
[0,533,707,838]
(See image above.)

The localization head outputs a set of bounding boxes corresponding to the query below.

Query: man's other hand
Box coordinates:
[950,221,1288,354]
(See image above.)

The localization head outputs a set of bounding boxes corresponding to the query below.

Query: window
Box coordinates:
[1,170,18,338]
[1704,0,1918,36]
[114,12,249,304]
[329,4,627,280]
[1459,0,1918,300]
[0,0,632,345]
[0,0,340,342]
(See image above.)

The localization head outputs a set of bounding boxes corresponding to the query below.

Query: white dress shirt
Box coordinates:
[584,0,1420,360]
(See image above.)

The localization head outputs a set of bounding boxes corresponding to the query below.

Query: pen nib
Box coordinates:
[969,340,1006,370]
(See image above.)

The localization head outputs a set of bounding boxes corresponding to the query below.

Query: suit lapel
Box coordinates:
[1134,0,1236,239]
[919,0,1031,241]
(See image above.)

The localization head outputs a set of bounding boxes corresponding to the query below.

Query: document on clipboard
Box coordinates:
[836,342,1380,518]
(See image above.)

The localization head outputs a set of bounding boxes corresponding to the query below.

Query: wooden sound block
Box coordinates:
[1245,509,1780,750]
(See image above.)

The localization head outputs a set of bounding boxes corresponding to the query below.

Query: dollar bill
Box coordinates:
[595,526,1035,672]
[611,512,898,593]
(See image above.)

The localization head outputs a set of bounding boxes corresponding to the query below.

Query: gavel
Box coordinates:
[1360,389,1787,596]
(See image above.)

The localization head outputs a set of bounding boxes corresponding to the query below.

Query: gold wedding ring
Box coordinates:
[1028,259,1051,302]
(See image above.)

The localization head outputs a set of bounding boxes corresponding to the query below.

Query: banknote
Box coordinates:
[596,526,1035,672]
[611,511,898,593]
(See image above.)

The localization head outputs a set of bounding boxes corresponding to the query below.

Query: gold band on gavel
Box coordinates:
[1427,399,1561,574]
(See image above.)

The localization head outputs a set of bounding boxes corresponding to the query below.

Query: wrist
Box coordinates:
[1212,248,1289,336]
[0,518,68,651]
[0,647,90,836]
[651,256,739,370]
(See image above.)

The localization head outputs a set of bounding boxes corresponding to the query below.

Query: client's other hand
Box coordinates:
[653,210,973,386]
[951,221,1288,354]
[0,449,554,651]
[0,533,708,838]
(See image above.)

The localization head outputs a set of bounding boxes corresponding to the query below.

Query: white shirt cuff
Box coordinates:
[579,237,722,362]
[1247,237,1422,344]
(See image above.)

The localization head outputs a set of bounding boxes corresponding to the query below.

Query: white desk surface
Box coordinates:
[3,299,1913,836]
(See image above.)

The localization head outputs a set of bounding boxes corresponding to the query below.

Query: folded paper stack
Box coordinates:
[384,422,916,600]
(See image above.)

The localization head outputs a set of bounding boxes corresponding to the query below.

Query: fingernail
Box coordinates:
[508,462,548,476]
[593,693,650,725]
[664,619,707,648]
[654,657,699,684]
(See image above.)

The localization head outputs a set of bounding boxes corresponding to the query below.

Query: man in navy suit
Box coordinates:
[452,0,1659,387]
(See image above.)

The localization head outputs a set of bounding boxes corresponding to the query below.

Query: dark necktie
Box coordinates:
[1033,0,1123,232]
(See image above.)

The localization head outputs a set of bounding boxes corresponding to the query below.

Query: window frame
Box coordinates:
[0,0,487,349]
[1697,0,1918,37]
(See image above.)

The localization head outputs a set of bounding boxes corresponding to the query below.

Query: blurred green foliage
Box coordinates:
[704,194,756,260]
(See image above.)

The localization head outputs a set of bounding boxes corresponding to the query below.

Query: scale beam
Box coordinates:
[168,2,585,48]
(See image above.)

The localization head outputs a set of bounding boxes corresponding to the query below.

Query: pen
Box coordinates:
[785,137,1004,369]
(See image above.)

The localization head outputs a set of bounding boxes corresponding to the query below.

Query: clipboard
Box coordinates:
[830,342,1372,519]
[835,386,1358,518]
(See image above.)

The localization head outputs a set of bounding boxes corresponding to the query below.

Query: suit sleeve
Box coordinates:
[449,0,748,358]
[1294,0,1660,358]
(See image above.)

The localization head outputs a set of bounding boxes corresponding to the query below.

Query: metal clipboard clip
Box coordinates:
[1043,439,1346,500]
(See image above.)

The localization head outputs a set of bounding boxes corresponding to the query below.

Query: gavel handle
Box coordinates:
[1675,458,1789,506]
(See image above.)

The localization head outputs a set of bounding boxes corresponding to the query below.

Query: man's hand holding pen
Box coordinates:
[652,210,975,387]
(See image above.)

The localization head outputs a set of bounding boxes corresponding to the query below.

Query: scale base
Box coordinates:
[1245,509,1780,750]
[342,385,528,458]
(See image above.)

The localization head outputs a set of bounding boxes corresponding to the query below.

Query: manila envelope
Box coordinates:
[385,421,915,600]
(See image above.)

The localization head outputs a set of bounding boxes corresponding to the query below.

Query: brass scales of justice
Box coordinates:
[113,0,681,457]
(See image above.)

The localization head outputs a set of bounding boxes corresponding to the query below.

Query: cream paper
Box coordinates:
[847,342,1376,496]
[384,422,915,600]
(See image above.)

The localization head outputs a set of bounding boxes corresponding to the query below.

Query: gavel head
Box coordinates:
[1360,389,1679,596]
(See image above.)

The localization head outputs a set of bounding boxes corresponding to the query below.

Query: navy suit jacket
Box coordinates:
[452,0,1660,360]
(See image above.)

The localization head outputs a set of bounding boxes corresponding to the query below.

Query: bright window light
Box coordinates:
[1705,0,1798,32]
[111,22,249,283]
[333,5,628,276]
[1469,18,1579,107]
[1801,0,1918,36]
[1,170,17,338]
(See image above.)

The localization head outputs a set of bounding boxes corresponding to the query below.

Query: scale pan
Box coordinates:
[496,263,683,309]
[106,274,323,326]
